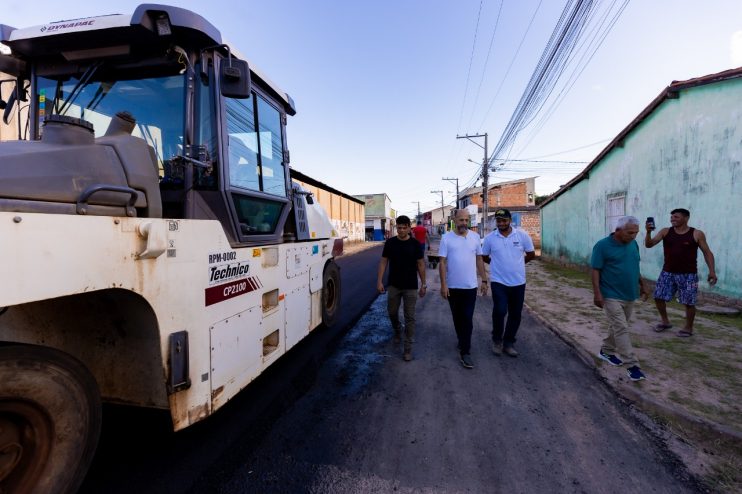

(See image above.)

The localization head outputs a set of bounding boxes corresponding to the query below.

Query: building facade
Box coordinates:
[291,170,366,242]
[355,193,393,241]
[540,68,742,300]
[423,205,455,234]
[460,177,540,245]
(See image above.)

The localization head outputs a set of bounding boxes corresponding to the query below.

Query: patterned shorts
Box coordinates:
[653,271,698,306]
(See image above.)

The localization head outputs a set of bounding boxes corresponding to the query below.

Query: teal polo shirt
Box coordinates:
[590,233,640,301]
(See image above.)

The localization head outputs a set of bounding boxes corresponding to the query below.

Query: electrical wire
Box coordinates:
[455,0,485,135]
[465,0,504,132]
[490,0,630,163]
[514,0,629,155]
[520,138,610,159]
[489,0,594,162]
[477,0,544,131]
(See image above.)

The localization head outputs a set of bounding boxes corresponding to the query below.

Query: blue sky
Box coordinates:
[3,1,741,218]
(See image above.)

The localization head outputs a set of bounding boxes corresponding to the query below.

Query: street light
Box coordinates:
[431,190,444,233]
[458,133,489,238]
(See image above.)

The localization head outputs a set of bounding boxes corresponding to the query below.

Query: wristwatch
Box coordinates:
[422,284,427,288]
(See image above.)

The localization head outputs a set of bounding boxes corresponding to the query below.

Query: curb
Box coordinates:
[524,302,742,447]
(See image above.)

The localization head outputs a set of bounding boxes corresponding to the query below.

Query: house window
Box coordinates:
[606,193,626,233]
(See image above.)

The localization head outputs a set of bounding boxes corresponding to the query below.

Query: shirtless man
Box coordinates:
[645,208,717,337]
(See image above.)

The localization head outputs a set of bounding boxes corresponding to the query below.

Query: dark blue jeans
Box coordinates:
[447,288,477,355]
[490,282,526,345]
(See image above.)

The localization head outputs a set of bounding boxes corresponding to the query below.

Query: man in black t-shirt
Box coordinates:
[377,215,427,361]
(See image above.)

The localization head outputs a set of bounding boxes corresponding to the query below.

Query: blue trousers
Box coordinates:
[447,288,477,355]
[490,282,526,345]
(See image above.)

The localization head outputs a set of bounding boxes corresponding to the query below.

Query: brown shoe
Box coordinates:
[393,331,402,344]
[403,350,413,361]
[503,345,519,357]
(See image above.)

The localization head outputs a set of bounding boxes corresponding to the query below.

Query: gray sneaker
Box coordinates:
[503,345,519,358]
[460,354,474,369]
[492,340,503,356]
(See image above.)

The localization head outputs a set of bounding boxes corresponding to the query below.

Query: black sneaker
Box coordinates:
[626,365,646,381]
[598,350,623,366]
[460,354,474,369]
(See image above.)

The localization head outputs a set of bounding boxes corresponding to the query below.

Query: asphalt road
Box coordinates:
[188,253,702,494]
[78,245,383,493]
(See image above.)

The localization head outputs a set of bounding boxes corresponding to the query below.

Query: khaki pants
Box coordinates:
[387,285,418,349]
[601,298,639,366]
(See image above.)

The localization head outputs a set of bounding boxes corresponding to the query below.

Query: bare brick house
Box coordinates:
[460,177,541,247]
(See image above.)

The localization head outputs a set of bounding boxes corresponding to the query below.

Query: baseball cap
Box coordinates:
[494,208,511,218]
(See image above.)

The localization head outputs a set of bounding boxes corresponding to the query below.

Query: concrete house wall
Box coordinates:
[355,193,393,241]
[541,70,742,300]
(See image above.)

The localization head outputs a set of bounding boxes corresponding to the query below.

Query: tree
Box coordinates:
[535,194,551,206]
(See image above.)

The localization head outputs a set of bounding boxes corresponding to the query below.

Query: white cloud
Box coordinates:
[732,31,742,67]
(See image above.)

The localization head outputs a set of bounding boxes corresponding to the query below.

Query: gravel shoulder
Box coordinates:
[524,258,742,492]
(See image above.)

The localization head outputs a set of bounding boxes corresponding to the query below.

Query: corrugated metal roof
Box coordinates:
[539,66,742,209]
[290,168,365,205]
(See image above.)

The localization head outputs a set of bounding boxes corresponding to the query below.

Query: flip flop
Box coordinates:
[654,323,672,332]
[676,330,693,337]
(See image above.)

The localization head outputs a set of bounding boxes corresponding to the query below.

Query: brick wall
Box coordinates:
[518,210,541,248]
[467,181,533,208]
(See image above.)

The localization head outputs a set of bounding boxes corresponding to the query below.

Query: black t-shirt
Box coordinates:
[382,236,423,289]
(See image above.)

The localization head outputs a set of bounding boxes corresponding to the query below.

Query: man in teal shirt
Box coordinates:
[591,216,649,381]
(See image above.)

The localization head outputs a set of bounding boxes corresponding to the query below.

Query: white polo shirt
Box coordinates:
[482,227,534,286]
[439,230,482,289]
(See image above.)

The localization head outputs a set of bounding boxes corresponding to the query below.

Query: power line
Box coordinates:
[487,0,630,170]
[477,0,544,131]
[520,138,610,160]
[465,0,505,132]
[489,0,597,163]
[514,0,629,155]
[444,1,486,184]
[498,158,588,164]
[455,0,485,135]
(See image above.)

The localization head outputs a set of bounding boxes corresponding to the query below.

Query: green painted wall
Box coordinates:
[541,179,591,265]
[542,77,742,299]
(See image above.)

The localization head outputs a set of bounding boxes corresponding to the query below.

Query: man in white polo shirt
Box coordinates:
[439,208,488,369]
[482,209,536,357]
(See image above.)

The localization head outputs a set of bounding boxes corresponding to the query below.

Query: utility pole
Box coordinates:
[456,133,488,237]
[430,190,444,233]
[411,201,421,223]
[442,177,459,209]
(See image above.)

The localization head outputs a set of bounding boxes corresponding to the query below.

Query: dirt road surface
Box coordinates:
[191,252,701,493]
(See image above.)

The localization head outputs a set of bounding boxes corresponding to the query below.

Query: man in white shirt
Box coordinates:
[481,209,536,357]
[439,209,488,369]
